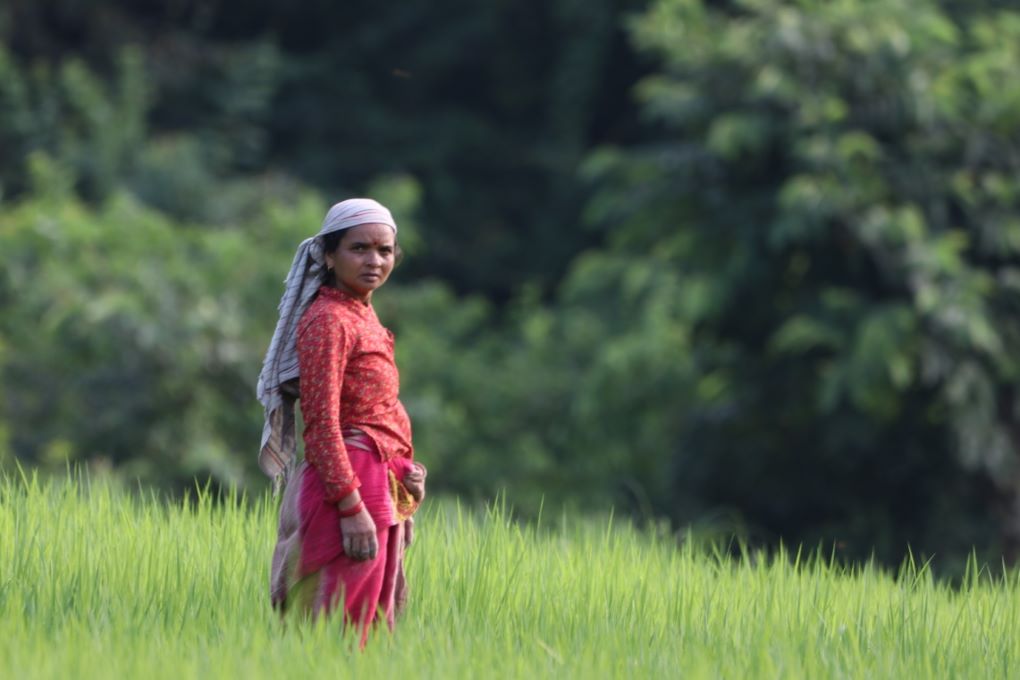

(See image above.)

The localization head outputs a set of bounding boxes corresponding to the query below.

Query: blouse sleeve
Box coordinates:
[296,310,361,502]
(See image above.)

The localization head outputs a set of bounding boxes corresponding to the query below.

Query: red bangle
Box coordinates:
[338,501,364,518]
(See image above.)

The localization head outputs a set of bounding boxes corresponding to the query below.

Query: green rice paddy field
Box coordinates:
[1,472,1018,679]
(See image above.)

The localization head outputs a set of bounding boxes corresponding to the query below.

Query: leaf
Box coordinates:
[770,315,845,355]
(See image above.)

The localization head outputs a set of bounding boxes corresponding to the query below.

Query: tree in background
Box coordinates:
[6,0,1020,569]
[0,0,649,297]
[0,0,647,504]
[582,0,1020,562]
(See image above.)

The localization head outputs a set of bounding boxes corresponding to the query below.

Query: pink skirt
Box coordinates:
[270,433,410,645]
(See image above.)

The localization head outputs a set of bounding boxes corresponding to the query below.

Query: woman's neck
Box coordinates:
[327,280,371,304]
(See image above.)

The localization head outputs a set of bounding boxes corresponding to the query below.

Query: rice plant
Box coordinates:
[1,470,1017,679]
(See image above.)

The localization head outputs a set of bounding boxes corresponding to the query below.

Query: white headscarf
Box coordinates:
[256,198,398,490]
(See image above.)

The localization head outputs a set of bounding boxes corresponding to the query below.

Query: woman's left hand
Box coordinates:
[403,462,427,502]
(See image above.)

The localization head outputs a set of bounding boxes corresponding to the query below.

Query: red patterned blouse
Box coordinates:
[296,285,413,503]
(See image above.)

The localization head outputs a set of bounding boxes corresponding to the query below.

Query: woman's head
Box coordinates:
[321,223,400,299]
[315,198,402,298]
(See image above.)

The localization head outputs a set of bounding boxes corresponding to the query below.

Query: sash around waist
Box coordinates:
[340,428,394,528]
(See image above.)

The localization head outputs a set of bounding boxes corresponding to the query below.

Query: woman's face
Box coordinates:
[324,223,397,301]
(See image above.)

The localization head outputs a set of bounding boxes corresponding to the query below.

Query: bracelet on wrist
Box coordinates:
[338,500,365,518]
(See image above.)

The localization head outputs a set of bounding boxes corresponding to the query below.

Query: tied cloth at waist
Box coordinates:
[343,427,420,524]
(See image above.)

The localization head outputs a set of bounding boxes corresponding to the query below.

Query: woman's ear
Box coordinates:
[324,251,336,271]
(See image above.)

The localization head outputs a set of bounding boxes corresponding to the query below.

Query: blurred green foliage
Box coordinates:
[586,0,1020,564]
[3,0,1020,568]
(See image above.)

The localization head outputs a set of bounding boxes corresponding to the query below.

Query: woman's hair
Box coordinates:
[320,228,403,284]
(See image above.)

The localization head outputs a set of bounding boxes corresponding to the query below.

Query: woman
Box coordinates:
[256,198,425,644]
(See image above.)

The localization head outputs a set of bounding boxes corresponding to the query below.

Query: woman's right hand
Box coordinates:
[340,507,378,561]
